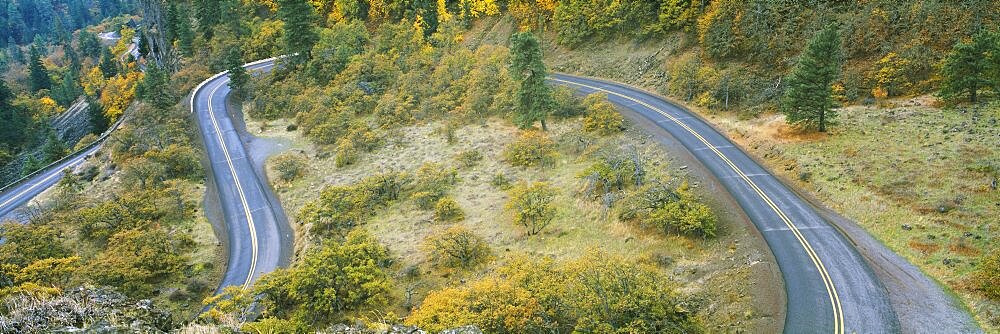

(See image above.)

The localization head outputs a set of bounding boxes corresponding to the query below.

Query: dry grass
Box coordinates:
[485,17,1000,328]
[246,112,782,331]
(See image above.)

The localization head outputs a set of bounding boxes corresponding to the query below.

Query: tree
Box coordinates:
[509,31,554,130]
[137,64,174,110]
[939,32,998,103]
[0,80,31,150]
[505,182,558,235]
[193,0,220,39]
[277,0,319,61]
[99,48,118,78]
[78,30,102,59]
[28,45,52,92]
[226,48,250,100]
[208,230,393,328]
[781,26,841,132]
[41,132,67,162]
[423,225,491,268]
[173,4,195,57]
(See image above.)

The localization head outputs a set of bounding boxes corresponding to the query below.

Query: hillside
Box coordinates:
[1,0,998,332]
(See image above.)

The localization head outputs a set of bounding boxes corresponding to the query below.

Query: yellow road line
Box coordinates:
[552,77,845,334]
[206,74,260,290]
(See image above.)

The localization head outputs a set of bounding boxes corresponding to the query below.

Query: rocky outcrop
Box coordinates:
[0,287,177,333]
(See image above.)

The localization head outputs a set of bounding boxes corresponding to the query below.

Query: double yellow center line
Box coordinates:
[204,64,272,290]
[551,77,844,334]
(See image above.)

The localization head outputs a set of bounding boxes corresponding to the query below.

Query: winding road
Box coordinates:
[0,54,978,332]
[551,74,899,333]
[190,58,291,292]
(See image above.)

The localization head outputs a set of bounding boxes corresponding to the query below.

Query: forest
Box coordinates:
[0,0,998,332]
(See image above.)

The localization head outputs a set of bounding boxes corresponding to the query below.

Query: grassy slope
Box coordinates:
[245,108,784,331]
[463,15,1000,331]
[26,143,224,321]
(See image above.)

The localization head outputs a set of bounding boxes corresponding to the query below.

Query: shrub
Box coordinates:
[551,86,585,118]
[578,149,645,198]
[974,249,1000,300]
[298,173,406,237]
[505,182,558,236]
[73,134,99,151]
[206,230,393,327]
[619,182,717,238]
[455,150,483,168]
[410,162,458,209]
[582,93,625,135]
[334,140,358,167]
[407,252,700,333]
[433,197,465,222]
[503,131,557,167]
[423,225,491,269]
[271,153,307,182]
[490,172,512,189]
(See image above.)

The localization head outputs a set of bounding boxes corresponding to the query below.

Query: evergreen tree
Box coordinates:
[0,80,30,150]
[509,32,554,130]
[52,70,82,106]
[137,64,174,110]
[174,4,195,57]
[99,48,118,78]
[939,31,998,103]
[64,44,82,74]
[781,26,841,132]
[28,45,52,92]
[226,47,250,100]
[137,29,150,59]
[41,132,67,162]
[277,0,319,62]
[78,30,102,59]
[193,0,220,39]
[86,96,109,134]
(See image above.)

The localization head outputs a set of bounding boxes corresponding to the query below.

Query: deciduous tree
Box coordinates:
[505,182,558,235]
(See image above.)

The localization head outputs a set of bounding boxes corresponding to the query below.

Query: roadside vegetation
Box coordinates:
[189,1,782,331]
[5,0,997,332]
[1,2,225,331]
[456,0,1000,329]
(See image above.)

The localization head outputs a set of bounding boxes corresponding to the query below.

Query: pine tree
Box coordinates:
[781,26,841,132]
[277,0,319,61]
[86,96,109,134]
[78,30,102,59]
[509,32,554,130]
[226,47,250,100]
[99,48,118,78]
[939,31,998,103]
[173,4,195,57]
[137,64,174,110]
[193,0,220,39]
[0,80,30,149]
[28,45,52,92]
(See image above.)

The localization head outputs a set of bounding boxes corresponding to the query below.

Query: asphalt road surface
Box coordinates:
[190,59,290,292]
[551,73,901,333]
[0,143,101,221]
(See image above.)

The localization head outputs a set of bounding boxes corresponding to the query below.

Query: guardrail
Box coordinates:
[0,109,128,196]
